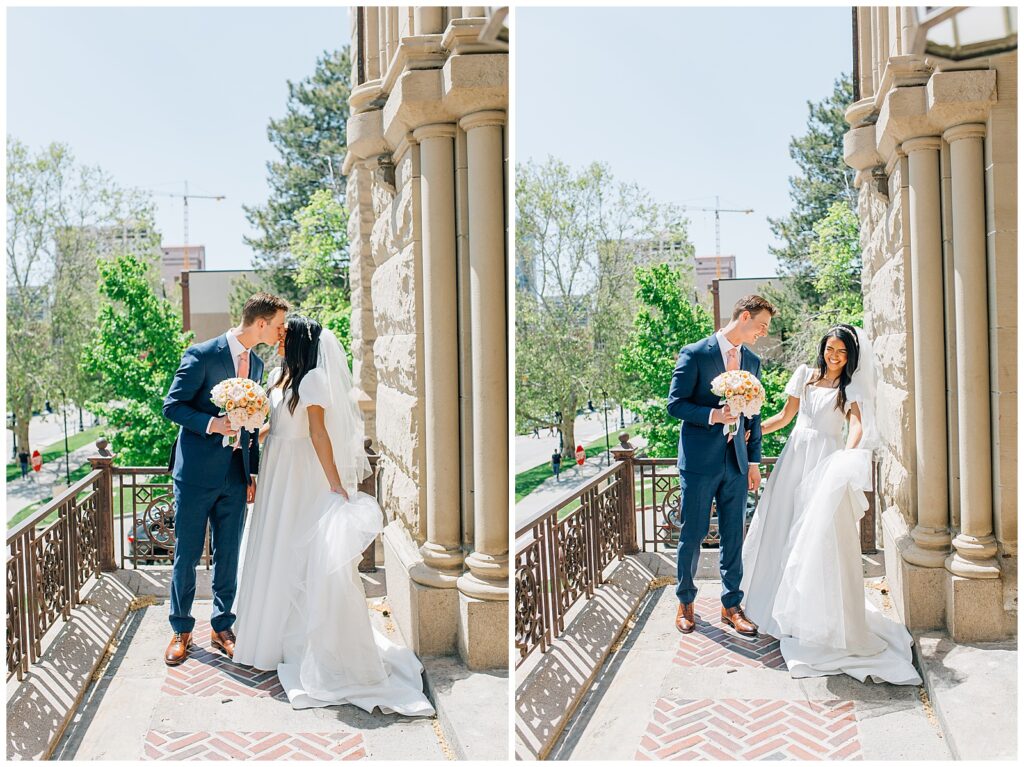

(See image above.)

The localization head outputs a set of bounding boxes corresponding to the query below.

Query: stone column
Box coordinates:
[364,8,381,81]
[902,136,952,567]
[411,123,465,587]
[415,6,444,35]
[457,110,509,602]
[943,123,999,579]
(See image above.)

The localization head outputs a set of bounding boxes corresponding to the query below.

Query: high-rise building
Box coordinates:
[160,245,207,291]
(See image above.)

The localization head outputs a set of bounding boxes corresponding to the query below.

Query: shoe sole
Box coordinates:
[721,618,758,637]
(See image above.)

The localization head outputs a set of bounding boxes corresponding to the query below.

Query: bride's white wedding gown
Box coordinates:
[740,364,921,686]
[233,367,434,716]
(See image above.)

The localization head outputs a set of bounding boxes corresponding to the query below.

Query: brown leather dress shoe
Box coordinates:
[164,631,192,666]
[675,602,696,634]
[721,606,758,636]
[210,629,237,659]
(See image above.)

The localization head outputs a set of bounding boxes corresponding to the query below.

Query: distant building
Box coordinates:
[160,245,207,293]
[180,269,256,343]
[712,276,784,361]
[693,255,737,292]
[631,235,736,295]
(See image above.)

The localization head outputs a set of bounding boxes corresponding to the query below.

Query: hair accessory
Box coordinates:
[306,323,313,341]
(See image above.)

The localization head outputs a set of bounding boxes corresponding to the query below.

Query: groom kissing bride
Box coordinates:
[162,293,434,715]
[669,295,920,686]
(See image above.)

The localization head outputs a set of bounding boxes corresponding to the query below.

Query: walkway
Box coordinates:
[550,579,951,761]
[515,411,633,473]
[52,570,450,761]
[6,443,99,521]
[515,434,647,526]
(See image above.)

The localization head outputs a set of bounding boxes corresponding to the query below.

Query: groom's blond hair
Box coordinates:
[241,293,290,326]
[732,295,776,320]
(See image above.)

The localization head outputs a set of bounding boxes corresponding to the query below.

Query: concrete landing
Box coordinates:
[551,582,951,761]
[52,593,449,761]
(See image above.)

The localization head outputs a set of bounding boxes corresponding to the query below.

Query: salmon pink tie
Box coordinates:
[727,347,739,371]
[238,351,250,379]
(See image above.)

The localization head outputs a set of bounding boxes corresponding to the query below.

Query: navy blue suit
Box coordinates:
[163,334,264,634]
[667,334,762,608]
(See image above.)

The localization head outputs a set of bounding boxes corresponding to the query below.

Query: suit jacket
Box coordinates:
[163,334,264,488]
[667,334,763,474]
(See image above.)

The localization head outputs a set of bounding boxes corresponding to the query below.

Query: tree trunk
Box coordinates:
[560,398,578,461]
[15,393,32,455]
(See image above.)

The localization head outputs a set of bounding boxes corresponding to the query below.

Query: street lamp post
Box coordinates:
[59,389,71,485]
[602,391,611,465]
[619,403,625,429]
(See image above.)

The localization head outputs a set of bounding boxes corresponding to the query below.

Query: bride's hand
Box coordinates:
[330,484,349,499]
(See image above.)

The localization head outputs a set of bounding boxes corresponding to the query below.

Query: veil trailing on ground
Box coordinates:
[316,328,372,492]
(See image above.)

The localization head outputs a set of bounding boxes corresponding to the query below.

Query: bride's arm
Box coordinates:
[258,422,271,444]
[307,405,348,498]
[760,395,800,436]
[845,402,863,449]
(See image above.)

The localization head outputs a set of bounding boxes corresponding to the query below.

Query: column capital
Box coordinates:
[459,109,506,132]
[943,123,987,144]
[902,135,942,154]
[413,122,457,142]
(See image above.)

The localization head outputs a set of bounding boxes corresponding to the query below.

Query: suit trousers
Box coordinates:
[675,447,748,609]
[169,450,248,633]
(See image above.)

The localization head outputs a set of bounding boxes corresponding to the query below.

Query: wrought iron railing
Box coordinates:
[7,440,382,682]
[514,461,628,666]
[514,448,878,667]
[7,468,109,681]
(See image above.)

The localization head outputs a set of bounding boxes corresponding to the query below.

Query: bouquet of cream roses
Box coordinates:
[210,377,270,448]
[710,370,766,435]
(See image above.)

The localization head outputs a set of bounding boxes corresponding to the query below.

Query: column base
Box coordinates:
[884,509,946,630]
[903,524,952,568]
[945,573,1011,642]
[459,552,509,601]
[457,591,509,670]
[947,533,1001,578]
[383,524,459,656]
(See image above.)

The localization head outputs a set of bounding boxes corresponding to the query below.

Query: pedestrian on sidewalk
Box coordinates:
[551,450,561,481]
[18,450,30,479]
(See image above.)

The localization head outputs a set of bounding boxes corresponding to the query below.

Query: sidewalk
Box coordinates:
[550,580,951,761]
[52,576,450,761]
[6,442,99,521]
[515,435,647,527]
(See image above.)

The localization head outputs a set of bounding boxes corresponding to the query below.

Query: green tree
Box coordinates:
[84,253,192,465]
[289,188,353,359]
[617,264,713,457]
[244,48,352,302]
[6,136,154,453]
[767,74,856,305]
[515,158,676,455]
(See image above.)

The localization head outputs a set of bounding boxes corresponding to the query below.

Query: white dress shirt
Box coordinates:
[710,330,742,430]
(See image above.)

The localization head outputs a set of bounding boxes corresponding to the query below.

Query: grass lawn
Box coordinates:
[6,425,106,483]
[514,434,618,503]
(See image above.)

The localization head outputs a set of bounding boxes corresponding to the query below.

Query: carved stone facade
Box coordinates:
[845,7,1016,641]
[344,7,508,669]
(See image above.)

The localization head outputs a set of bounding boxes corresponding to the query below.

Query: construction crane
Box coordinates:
[149,181,225,271]
[679,195,754,279]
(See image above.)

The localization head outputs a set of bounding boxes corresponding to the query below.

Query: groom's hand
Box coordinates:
[247,477,257,503]
[209,415,235,436]
[747,464,761,492]
[710,405,738,426]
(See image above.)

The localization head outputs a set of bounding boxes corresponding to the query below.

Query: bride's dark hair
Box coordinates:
[276,315,323,415]
[811,324,860,413]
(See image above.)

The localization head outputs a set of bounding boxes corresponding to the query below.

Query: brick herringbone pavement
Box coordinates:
[636,698,862,761]
[161,619,286,699]
[142,730,367,760]
[673,596,786,670]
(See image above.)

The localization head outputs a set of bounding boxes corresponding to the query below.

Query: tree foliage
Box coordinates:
[617,264,713,457]
[243,48,352,302]
[84,254,192,465]
[6,136,155,452]
[515,158,680,455]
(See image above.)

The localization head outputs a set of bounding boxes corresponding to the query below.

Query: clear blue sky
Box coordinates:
[7,6,350,270]
[516,6,853,278]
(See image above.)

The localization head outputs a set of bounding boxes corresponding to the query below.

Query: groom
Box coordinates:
[161,292,288,665]
[667,294,775,637]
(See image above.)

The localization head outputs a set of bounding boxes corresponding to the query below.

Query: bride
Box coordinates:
[232,315,434,716]
[740,324,921,685]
